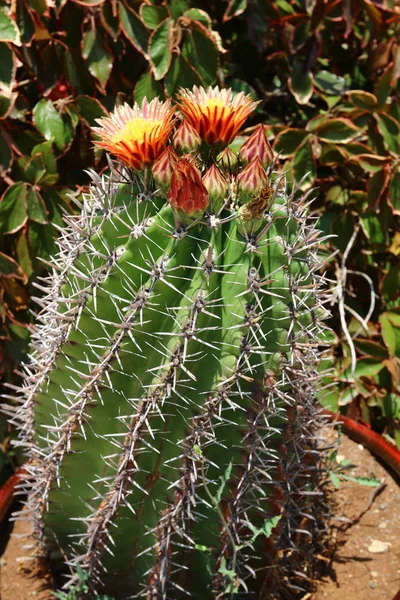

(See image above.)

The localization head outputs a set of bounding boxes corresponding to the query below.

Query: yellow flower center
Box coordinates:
[111,117,162,145]
[204,98,227,109]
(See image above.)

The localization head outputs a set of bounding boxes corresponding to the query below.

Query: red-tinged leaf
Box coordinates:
[71,0,105,5]
[390,44,400,86]
[379,314,396,357]
[16,0,35,45]
[223,0,247,22]
[134,70,164,104]
[15,230,33,279]
[388,172,400,215]
[291,139,316,190]
[0,135,12,175]
[319,143,347,165]
[119,2,149,57]
[24,153,46,184]
[165,53,201,97]
[273,128,310,157]
[288,64,314,105]
[368,167,390,211]
[350,154,391,173]
[315,118,360,143]
[374,66,393,105]
[0,42,16,90]
[362,0,382,34]
[0,91,17,119]
[354,339,388,360]
[75,95,107,128]
[0,251,26,280]
[343,142,375,156]
[82,25,113,89]
[140,4,170,29]
[100,1,120,39]
[182,8,212,28]
[314,70,347,95]
[148,18,174,81]
[27,185,48,224]
[0,8,21,45]
[0,182,28,234]
[182,25,218,87]
[348,90,378,110]
[374,112,400,154]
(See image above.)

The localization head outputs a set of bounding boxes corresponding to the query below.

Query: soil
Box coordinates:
[0,432,399,600]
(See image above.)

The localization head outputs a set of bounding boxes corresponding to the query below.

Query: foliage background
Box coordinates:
[0,0,399,483]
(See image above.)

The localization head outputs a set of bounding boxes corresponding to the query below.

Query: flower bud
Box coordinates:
[173,121,202,153]
[239,124,274,167]
[236,157,268,201]
[202,164,227,212]
[168,157,209,216]
[217,147,238,173]
[152,146,178,189]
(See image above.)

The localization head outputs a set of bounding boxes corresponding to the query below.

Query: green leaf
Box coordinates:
[389,171,400,214]
[0,250,25,278]
[134,70,164,104]
[340,358,385,382]
[28,221,56,263]
[148,18,174,81]
[41,188,70,227]
[0,42,16,89]
[274,128,310,157]
[223,0,247,22]
[348,90,378,110]
[0,8,21,45]
[0,181,28,234]
[140,4,169,29]
[16,0,35,45]
[339,474,381,487]
[183,8,212,28]
[165,54,201,96]
[31,141,57,176]
[353,339,388,360]
[15,231,33,278]
[119,3,149,56]
[27,185,48,224]
[360,210,387,245]
[229,79,258,101]
[215,461,232,503]
[248,515,282,543]
[326,185,348,206]
[329,472,340,489]
[82,26,113,88]
[0,134,12,175]
[33,99,65,151]
[24,153,46,184]
[168,0,189,19]
[374,112,400,154]
[182,27,218,87]
[314,70,346,95]
[379,314,396,356]
[0,91,17,118]
[315,118,360,143]
[291,140,315,189]
[75,95,107,127]
[288,62,313,105]
[100,1,120,39]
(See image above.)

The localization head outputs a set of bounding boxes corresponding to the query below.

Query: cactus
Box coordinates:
[6,87,331,599]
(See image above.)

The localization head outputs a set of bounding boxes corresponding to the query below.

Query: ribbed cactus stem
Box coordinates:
[6,88,333,600]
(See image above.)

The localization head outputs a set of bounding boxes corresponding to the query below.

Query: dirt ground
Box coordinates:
[0,432,399,600]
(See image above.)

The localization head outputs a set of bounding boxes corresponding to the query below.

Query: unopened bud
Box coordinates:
[152,146,178,189]
[239,124,274,167]
[173,121,202,153]
[202,164,227,212]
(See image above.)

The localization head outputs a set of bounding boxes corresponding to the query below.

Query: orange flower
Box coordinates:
[92,98,176,170]
[168,157,209,215]
[177,86,259,146]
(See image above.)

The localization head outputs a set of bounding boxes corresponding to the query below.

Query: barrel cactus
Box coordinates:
[8,86,331,599]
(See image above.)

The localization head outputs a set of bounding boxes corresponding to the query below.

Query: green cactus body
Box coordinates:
[9,89,330,600]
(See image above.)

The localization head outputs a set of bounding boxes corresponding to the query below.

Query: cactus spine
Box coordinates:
[7,87,331,599]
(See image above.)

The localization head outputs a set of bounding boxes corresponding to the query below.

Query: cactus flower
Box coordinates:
[217,147,238,173]
[168,156,209,215]
[239,124,274,167]
[177,85,259,146]
[236,157,268,198]
[93,98,176,170]
[152,146,178,188]
[202,164,227,211]
[173,120,202,153]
